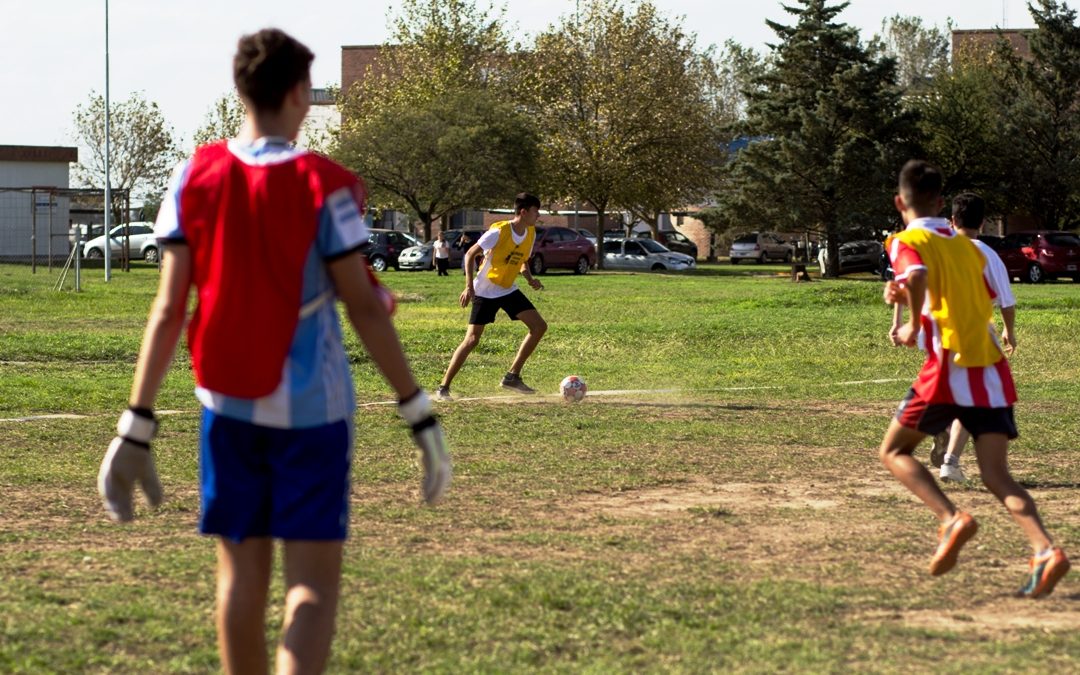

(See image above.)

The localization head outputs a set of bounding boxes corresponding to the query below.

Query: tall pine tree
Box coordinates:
[716,0,914,276]
[997,0,1080,230]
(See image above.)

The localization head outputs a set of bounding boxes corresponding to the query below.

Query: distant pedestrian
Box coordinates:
[433,230,450,276]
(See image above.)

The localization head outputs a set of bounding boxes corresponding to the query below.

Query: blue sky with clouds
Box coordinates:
[1,1,1037,150]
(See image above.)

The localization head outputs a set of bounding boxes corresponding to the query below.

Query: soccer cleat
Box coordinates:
[434,386,453,401]
[939,460,966,483]
[929,431,950,468]
[929,511,978,576]
[1018,547,1070,598]
[500,372,536,394]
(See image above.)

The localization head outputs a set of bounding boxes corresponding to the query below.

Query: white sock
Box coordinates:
[943,452,960,466]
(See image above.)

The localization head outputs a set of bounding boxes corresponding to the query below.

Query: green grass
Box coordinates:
[2,261,1080,672]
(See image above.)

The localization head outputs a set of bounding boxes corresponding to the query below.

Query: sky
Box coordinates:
[2,0,1039,151]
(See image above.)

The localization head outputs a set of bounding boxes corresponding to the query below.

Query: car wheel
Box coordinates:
[784,251,792,263]
[530,255,545,275]
[1025,263,1044,284]
[370,255,387,273]
[730,258,740,265]
[574,256,589,275]
[143,247,159,264]
[651,263,666,271]
[758,253,766,264]
[86,247,103,259]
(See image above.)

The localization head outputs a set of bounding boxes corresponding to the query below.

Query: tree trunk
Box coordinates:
[595,205,607,270]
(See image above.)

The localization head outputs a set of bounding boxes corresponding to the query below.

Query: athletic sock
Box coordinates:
[943,452,960,466]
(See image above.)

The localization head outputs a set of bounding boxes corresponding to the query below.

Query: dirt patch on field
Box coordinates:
[864,606,1080,636]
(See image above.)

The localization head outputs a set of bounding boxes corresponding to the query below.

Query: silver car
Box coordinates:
[82,222,160,263]
[602,238,695,272]
[817,240,884,275]
[729,232,794,264]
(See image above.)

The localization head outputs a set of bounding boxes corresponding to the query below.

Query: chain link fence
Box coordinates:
[0,187,131,277]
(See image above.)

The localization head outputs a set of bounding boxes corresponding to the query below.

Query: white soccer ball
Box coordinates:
[559,375,587,402]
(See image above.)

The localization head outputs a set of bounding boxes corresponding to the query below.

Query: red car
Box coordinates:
[996,230,1080,283]
[527,226,597,275]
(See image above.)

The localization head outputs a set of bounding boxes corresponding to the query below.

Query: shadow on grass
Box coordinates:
[601,401,779,412]
[1018,481,1080,490]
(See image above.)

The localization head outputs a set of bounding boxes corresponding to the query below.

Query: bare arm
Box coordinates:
[520,260,543,290]
[896,269,927,348]
[129,244,193,408]
[459,243,483,307]
[1000,304,1017,354]
[328,251,419,400]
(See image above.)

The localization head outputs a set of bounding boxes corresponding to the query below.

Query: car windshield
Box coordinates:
[1045,233,1080,247]
[734,234,758,244]
[639,239,669,253]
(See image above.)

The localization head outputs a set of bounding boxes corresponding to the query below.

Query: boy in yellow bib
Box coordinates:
[436,193,547,399]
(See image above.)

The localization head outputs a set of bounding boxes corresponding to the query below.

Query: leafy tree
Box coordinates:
[996,0,1080,229]
[714,0,914,276]
[335,0,534,239]
[911,49,1012,214]
[337,88,536,238]
[72,91,182,215]
[192,91,245,146]
[873,15,951,93]
[527,0,724,265]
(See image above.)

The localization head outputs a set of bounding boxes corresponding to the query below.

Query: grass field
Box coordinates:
[2,261,1080,673]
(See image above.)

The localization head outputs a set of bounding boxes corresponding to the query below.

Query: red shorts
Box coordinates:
[895,387,1018,440]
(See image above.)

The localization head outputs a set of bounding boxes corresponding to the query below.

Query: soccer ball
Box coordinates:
[559,375,587,402]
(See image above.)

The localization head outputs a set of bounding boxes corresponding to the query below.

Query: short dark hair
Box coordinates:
[951,192,985,231]
[233,28,314,112]
[514,193,541,214]
[898,159,943,211]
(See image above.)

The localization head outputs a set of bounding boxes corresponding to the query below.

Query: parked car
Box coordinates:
[634,229,698,258]
[728,232,794,263]
[398,229,486,271]
[818,240,883,276]
[528,226,596,274]
[602,238,695,272]
[359,228,421,272]
[996,230,1080,283]
[576,228,598,247]
[83,222,159,263]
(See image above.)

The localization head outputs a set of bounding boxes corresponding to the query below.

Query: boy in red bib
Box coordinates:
[880,160,1067,597]
[97,29,451,673]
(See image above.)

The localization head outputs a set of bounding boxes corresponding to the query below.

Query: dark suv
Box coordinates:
[361,228,421,272]
[997,230,1080,283]
[634,230,698,258]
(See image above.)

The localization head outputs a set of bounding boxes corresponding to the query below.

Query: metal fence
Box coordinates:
[0,187,130,274]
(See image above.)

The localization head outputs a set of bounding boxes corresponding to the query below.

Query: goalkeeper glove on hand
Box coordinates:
[97,408,164,523]
[398,390,452,505]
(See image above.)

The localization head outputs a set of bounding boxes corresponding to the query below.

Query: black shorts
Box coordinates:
[895,388,1019,440]
[469,289,536,325]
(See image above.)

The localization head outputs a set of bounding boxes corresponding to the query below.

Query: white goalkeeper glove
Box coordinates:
[97,408,164,522]
[398,390,452,505]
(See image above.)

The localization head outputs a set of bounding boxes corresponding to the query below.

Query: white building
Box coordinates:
[0,145,78,261]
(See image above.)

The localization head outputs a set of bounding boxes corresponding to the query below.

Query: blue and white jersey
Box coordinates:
[155,138,371,428]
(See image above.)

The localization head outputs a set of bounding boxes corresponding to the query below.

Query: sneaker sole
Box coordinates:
[930,517,978,576]
[1029,556,1071,598]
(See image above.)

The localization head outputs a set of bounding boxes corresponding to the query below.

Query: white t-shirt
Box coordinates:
[973,238,1016,309]
[472,225,533,299]
[433,239,449,259]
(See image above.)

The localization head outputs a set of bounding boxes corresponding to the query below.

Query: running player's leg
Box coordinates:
[972,433,1051,553]
[940,418,970,481]
[879,419,956,520]
[216,537,273,675]
[276,540,345,675]
[507,309,547,376]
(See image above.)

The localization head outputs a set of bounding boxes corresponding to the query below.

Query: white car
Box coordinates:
[82,222,160,263]
[729,232,794,264]
[602,238,696,272]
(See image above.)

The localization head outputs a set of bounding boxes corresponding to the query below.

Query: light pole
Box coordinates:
[103,0,112,281]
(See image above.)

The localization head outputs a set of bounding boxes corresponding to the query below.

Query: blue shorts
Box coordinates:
[199,408,353,542]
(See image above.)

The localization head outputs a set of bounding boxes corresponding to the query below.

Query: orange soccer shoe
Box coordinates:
[1018,547,1071,599]
[929,511,978,576]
